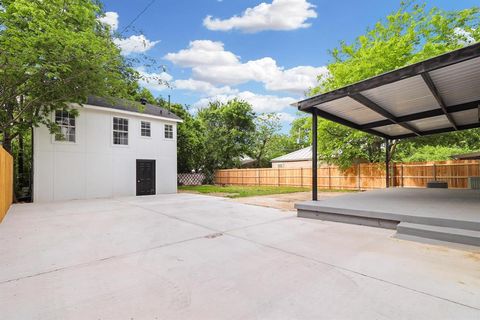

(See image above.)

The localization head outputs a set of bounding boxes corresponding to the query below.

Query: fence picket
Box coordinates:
[214,160,479,190]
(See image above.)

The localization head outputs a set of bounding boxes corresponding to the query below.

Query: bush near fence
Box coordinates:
[0,146,13,222]
[215,160,480,190]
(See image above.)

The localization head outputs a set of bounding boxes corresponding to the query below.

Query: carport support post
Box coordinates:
[312,109,318,200]
[385,138,390,188]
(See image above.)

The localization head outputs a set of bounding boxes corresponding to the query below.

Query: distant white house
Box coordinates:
[271,146,312,168]
[33,97,182,202]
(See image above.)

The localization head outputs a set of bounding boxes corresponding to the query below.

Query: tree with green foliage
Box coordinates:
[162,101,206,173]
[0,0,138,154]
[289,115,311,148]
[398,145,473,162]
[309,1,480,169]
[249,113,282,167]
[197,99,255,179]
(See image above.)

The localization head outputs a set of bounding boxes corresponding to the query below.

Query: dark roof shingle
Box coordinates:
[86,96,182,121]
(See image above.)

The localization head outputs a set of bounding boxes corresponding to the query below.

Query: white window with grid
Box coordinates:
[113,117,129,145]
[164,124,174,139]
[54,110,76,142]
[141,121,151,137]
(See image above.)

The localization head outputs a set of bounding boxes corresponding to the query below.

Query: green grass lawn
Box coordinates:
[178,185,311,198]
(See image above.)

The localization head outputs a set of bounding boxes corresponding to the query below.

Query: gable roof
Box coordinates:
[271,146,312,163]
[86,96,182,122]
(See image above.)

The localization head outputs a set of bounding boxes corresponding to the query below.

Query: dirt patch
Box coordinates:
[178,190,238,198]
[231,191,347,211]
[466,252,480,261]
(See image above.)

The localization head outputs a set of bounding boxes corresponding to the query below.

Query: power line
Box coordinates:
[120,0,157,34]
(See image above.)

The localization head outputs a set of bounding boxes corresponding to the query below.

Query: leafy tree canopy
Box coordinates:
[309,1,480,169]
[249,113,282,167]
[0,0,138,153]
[196,99,255,178]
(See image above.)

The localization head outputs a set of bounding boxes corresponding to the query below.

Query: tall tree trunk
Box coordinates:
[18,133,25,186]
[2,131,12,154]
[2,103,14,155]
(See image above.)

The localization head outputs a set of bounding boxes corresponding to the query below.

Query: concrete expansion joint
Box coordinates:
[0,234,208,286]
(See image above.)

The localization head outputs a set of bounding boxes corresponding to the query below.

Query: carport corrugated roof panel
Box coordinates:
[452,109,480,126]
[429,56,480,106]
[361,75,440,117]
[296,43,480,139]
[318,97,385,124]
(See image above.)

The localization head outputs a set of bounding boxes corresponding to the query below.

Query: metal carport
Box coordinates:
[295,42,480,200]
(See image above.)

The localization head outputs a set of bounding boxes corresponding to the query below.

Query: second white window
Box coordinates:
[113,117,129,145]
[164,124,173,139]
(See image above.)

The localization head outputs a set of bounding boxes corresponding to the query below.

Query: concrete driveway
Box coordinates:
[0,193,479,319]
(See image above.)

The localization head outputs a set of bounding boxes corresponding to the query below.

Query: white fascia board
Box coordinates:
[70,103,183,123]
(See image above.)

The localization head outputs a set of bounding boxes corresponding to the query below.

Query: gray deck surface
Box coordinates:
[296,188,480,230]
[1,193,480,319]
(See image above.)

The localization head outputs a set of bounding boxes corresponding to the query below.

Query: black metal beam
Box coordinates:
[298,42,480,111]
[421,72,458,130]
[350,93,422,136]
[361,100,480,130]
[385,138,390,188]
[313,107,389,139]
[392,121,480,140]
[312,109,318,201]
[306,101,479,140]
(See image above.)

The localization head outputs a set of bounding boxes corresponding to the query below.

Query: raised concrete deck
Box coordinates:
[295,188,480,245]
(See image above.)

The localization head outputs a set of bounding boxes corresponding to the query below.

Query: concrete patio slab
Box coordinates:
[119,193,295,232]
[0,199,211,283]
[229,217,480,309]
[296,188,480,230]
[0,193,479,319]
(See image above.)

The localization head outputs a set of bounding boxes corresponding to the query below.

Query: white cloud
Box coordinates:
[454,27,476,46]
[191,57,279,86]
[136,67,172,92]
[276,112,297,123]
[265,65,329,94]
[164,40,239,67]
[98,12,158,55]
[166,40,326,95]
[194,91,297,114]
[203,0,317,33]
[98,11,119,31]
[174,79,238,96]
[114,35,160,55]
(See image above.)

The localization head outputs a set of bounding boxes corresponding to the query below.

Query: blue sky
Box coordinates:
[100,0,478,130]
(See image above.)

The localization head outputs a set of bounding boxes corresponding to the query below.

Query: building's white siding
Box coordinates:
[33,105,178,202]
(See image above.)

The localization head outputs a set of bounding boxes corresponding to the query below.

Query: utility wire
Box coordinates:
[120,0,157,34]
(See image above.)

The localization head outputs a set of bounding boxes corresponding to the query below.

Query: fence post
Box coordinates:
[357,164,361,190]
[328,166,332,190]
[392,163,395,187]
[433,163,437,181]
[277,168,280,186]
[301,167,304,187]
[401,164,404,188]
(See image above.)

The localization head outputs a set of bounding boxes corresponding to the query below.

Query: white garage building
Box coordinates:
[33,97,182,202]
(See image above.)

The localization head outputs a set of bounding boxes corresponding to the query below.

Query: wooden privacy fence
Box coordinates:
[215,160,480,190]
[0,146,13,222]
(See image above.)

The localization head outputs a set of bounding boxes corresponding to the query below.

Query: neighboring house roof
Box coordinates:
[240,156,256,166]
[271,147,312,163]
[451,151,480,160]
[86,96,182,122]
